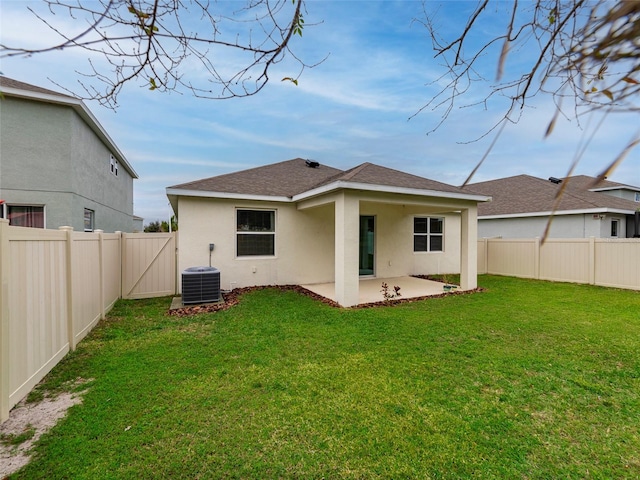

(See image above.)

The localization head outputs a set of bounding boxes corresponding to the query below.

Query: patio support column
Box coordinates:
[334,191,359,307]
[460,206,478,290]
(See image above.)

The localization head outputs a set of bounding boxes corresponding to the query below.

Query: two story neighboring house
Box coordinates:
[0,76,138,232]
[468,175,640,239]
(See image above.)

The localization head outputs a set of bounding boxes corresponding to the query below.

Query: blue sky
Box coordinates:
[2,0,638,224]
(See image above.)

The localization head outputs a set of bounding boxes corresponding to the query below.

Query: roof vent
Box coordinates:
[305,160,320,168]
[549,177,563,184]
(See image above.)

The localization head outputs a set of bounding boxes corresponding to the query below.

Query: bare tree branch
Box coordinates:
[0,0,314,108]
[419,0,640,187]
[420,0,640,136]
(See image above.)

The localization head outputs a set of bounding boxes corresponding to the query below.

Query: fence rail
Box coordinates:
[0,220,177,422]
[478,237,640,290]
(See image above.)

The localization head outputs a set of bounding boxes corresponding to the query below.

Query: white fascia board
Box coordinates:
[590,185,640,193]
[480,207,636,220]
[165,187,291,203]
[2,86,138,179]
[292,181,491,203]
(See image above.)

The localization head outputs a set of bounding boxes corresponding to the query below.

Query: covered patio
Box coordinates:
[302,275,457,306]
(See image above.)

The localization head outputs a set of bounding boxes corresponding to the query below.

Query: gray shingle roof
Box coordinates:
[170,159,476,199]
[317,162,470,195]
[169,158,343,197]
[468,174,639,216]
[0,76,75,99]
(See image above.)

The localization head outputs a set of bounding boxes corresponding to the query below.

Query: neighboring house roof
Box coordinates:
[467,174,640,218]
[0,76,76,98]
[167,158,489,207]
[0,76,138,179]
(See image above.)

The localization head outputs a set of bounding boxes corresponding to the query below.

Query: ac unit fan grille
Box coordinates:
[182,266,221,304]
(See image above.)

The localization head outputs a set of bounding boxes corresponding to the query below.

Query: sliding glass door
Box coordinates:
[359,216,375,276]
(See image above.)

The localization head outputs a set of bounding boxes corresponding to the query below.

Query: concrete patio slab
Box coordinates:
[301,276,457,305]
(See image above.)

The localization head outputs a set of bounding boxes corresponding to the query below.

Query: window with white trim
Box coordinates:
[7,205,45,228]
[110,154,118,176]
[635,192,640,202]
[84,208,95,232]
[236,209,275,256]
[611,219,619,237]
[414,217,444,252]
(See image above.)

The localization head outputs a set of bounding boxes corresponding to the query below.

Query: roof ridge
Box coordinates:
[339,162,371,181]
[0,75,75,99]
[555,178,602,209]
[170,158,308,189]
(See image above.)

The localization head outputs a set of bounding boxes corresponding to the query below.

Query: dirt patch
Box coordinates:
[0,379,91,478]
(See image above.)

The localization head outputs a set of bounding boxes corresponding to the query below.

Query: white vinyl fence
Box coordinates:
[0,219,177,422]
[478,237,640,290]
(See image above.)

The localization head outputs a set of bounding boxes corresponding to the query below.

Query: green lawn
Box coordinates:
[10,276,640,479]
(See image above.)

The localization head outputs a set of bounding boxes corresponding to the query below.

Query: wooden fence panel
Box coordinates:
[595,239,640,289]
[103,234,122,311]
[1,224,178,422]
[6,227,69,410]
[486,239,537,278]
[477,239,487,275]
[71,232,102,346]
[539,239,591,284]
[478,237,640,291]
[122,233,176,299]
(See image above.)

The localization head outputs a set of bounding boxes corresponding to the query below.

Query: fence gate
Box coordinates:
[121,232,177,299]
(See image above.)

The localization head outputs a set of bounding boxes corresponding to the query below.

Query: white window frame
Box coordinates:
[635,192,640,202]
[84,208,95,232]
[110,154,119,177]
[236,208,276,257]
[611,219,619,238]
[413,216,444,252]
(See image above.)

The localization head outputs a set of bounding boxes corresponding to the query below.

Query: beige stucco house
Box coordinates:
[167,158,489,307]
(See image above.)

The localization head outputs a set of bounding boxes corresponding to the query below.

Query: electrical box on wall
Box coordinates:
[209,243,215,252]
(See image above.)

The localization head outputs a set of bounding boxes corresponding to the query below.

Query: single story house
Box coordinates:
[167,158,489,307]
[468,175,640,239]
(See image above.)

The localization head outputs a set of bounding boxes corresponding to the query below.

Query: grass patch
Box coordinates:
[9,276,640,479]
[1,427,36,447]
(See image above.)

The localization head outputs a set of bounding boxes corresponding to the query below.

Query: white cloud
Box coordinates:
[2,0,638,225]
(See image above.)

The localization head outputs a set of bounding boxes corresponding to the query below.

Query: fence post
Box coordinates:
[589,237,596,285]
[95,230,105,320]
[174,232,179,295]
[60,226,76,351]
[0,220,10,422]
[118,231,125,299]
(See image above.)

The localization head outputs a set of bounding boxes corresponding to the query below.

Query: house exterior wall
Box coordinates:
[69,111,134,232]
[478,213,625,239]
[177,196,463,291]
[0,96,134,232]
[177,196,336,291]
[601,215,626,238]
[360,202,461,277]
[601,188,640,203]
